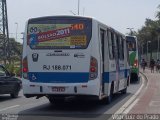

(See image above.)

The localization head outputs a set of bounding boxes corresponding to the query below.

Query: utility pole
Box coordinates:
[127,28,134,36]
[15,22,18,41]
[142,43,144,58]
[147,41,151,63]
[0,0,9,64]
[78,0,80,15]
[157,35,159,60]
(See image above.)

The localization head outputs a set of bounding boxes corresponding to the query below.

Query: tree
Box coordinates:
[156,5,160,20]
[0,38,22,64]
[136,5,160,55]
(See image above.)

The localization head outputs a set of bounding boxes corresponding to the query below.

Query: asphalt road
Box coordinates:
[0,79,142,120]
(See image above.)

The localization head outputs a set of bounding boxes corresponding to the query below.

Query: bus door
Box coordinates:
[118,36,126,90]
[100,28,105,93]
[115,34,120,92]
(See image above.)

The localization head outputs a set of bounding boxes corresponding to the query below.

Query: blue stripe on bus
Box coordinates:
[125,69,130,78]
[103,69,130,83]
[28,69,130,83]
[28,72,89,83]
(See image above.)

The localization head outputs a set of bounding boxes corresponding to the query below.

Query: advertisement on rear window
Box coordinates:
[127,41,136,51]
[27,20,91,49]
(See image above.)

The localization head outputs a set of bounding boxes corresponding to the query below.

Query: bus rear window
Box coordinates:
[127,41,136,51]
[27,17,92,49]
[126,36,137,51]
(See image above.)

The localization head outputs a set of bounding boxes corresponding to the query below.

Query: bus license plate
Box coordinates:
[52,87,65,92]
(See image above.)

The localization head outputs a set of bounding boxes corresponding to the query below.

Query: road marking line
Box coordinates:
[123,98,139,114]
[0,105,20,112]
[115,76,144,114]
[107,75,145,120]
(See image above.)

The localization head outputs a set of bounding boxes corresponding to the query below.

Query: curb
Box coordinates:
[108,71,148,120]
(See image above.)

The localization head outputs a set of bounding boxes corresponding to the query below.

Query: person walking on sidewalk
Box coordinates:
[150,58,155,73]
[156,59,160,73]
[141,59,146,72]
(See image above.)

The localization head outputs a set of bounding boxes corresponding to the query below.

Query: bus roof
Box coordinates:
[27,15,125,37]
[126,36,137,42]
[28,15,92,22]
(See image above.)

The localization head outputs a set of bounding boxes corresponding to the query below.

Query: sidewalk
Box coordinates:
[129,68,160,114]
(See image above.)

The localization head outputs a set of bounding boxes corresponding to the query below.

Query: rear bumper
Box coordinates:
[24,94,99,100]
[22,80,100,97]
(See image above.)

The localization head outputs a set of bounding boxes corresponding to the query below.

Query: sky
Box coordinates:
[7,0,160,43]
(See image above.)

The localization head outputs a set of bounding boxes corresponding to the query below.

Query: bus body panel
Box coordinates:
[22,80,100,96]
[27,49,91,83]
[22,16,130,101]
[22,17,101,98]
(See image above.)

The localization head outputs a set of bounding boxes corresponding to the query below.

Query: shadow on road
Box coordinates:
[130,80,140,84]
[18,92,132,120]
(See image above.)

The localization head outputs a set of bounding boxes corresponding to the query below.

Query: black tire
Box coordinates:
[10,91,19,98]
[130,73,138,82]
[100,83,114,104]
[106,84,114,104]
[48,97,65,105]
[10,84,20,98]
[121,87,127,94]
[127,76,130,86]
[135,74,139,81]
[99,97,109,105]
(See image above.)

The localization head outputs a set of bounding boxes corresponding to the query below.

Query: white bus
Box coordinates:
[22,16,130,104]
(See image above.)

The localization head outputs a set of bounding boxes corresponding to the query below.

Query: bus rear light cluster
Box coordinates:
[133,59,138,67]
[90,67,96,72]
[22,56,28,79]
[134,63,137,67]
[23,67,28,73]
[89,56,98,80]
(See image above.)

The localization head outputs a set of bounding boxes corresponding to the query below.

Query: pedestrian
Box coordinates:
[141,59,146,72]
[156,59,160,73]
[150,58,155,73]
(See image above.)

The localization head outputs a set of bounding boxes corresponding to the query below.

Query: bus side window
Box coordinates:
[126,40,130,65]
[116,35,120,59]
[119,37,124,60]
[121,38,124,60]
[108,31,114,60]
[100,29,105,63]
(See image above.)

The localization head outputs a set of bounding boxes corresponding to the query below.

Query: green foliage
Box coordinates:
[5,64,15,73]
[5,63,21,77]
[156,5,160,19]
[136,5,160,54]
[14,66,21,77]
[0,38,22,65]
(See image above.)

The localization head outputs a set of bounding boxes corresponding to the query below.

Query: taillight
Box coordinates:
[133,59,138,67]
[23,68,28,73]
[89,56,98,80]
[90,67,96,72]
[22,56,28,79]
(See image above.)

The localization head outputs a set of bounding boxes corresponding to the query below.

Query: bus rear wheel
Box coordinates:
[130,73,138,82]
[101,83,114,104]
[121,87,127,94]
[48,96,65,105]
[107,83,114,104]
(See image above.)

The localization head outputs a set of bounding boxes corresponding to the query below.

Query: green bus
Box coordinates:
[126,36,139,81]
